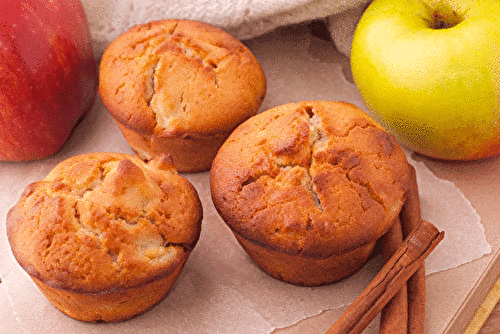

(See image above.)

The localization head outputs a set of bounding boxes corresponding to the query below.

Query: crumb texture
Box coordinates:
[7,153,202,292]
[98,19,266,136]
[211,101,410,257]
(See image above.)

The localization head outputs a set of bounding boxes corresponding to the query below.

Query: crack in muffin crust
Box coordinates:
[111,22,228,131]
[7,153,202,292]
[239,105,386,220]
[98,19,267,173]
[211,101,411,258]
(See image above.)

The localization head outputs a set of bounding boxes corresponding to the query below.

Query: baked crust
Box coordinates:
[210,101,412,284]
[98,19,267,172]
[7,152,203,321]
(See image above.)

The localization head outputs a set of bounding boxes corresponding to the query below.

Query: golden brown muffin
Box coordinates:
[7,152,203,322]
[210,101,412,286]
[98,19,267,173]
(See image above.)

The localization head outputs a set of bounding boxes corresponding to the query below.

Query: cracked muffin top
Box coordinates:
[7,153,202,293]
[210,101,411,257]
[98,19,266,138]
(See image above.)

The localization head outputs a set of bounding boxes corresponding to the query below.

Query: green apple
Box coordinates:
[351,0,500,160]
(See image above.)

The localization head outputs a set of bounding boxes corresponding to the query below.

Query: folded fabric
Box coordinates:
[81,0,370,58]
[327,2,368,57]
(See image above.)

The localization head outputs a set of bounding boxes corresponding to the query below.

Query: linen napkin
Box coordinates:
[81,0,371,58]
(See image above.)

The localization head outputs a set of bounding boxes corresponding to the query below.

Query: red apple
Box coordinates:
[0,0,97,161]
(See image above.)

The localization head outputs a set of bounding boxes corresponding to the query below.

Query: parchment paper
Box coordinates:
[0,23,491,334]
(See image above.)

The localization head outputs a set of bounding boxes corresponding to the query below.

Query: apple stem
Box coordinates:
[422,1,467,30]
[430,10,463,29]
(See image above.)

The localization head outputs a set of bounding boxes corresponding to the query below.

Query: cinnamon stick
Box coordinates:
[325,220,444,334]
[400,165,427,334]
[380,218,408,334]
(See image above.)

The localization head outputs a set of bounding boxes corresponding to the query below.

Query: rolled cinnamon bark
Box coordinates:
[401,165,426,334]
[380,218,408,334]
[325,220,444,334]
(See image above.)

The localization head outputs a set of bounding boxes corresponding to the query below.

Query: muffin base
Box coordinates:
[117,123,227,173]
[31,263,185,322]
[233,233,376,287]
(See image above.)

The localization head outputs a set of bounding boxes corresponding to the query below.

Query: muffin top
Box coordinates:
[98,19,266,138]
[7,153,202,293]
[210,101,411,257]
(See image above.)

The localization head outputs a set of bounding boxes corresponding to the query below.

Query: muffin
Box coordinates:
[210,101,412,286]
[7,152,203,322]
[98,19,267,173]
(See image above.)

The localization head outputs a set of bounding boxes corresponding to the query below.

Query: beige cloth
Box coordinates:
[81,0,371,58]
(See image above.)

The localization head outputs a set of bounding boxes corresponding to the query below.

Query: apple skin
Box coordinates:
[351,0,500,160]
[0,0,98,161]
